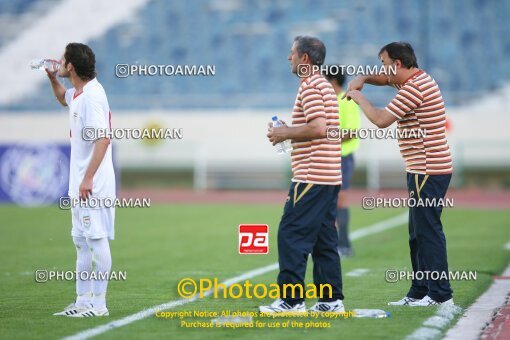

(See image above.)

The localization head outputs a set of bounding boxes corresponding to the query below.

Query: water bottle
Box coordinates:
[272,116,292,154]
[29,59,60,72]
[353,309,390,318]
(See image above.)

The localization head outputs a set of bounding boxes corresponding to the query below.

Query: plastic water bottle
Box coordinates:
[272,116,292,154]
[29,59,60,72]
[353,309,390,318]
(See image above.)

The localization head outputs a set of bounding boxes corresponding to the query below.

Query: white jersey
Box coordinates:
[65,78,115,199]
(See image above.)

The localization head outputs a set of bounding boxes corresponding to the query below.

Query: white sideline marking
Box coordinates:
[346,268,370,277]
[63,263,279,340]
[407,327,442,340]
[442,264,510,340]
[423,315,452,328]
[406,304,463,340]
[63,212,408,340]
[350,213,408,240]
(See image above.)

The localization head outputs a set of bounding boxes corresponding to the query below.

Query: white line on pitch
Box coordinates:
[350,213,408,241]
[63,212,408,340]
[63,263,279,340]
[407,246,510,339]
[406,304,463,340]
[442,264,510,340]
[346,268,370,277]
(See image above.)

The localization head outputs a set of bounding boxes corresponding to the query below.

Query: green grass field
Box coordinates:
[0,204,509,339]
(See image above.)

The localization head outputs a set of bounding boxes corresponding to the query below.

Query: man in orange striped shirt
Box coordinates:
[345,42,454,306]
[261,36,344,314]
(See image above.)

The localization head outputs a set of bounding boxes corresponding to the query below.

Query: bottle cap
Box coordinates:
[272,116,278,121]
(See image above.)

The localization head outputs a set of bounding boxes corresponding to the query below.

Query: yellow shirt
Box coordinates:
[338,92,361,156]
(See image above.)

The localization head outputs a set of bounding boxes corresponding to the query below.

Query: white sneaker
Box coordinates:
[69,306,109,317]
[388,297,420,306]
[409,296,454,307]
[309,299,345,313]
[53,303,93,316]
[259,299,306,314]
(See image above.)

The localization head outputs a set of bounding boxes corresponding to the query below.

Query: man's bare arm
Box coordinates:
[346,90,397,129]
[267,117,327,145]
[283,117,327,141]
[46,69,67,106]
[79,138,110,199]
[342,75,389,100]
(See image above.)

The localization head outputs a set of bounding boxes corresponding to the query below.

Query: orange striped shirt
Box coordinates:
[291,73,342,185]
[385,70,453,175]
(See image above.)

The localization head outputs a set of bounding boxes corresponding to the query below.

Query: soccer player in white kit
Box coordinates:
[46,43,115,317]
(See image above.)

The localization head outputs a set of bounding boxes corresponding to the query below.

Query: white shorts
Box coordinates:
[71,206,115,240]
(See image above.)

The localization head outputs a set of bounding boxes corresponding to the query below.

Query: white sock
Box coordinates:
[73,236,92,308]
[86,237,112,309]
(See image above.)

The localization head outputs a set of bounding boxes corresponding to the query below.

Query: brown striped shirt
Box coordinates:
[385,70,453,175]
[291,73,342,185]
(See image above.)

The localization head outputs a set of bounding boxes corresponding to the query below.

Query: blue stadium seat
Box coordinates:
[1,0,509,110]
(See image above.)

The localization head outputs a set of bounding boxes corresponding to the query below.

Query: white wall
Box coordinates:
[1,105,509,173]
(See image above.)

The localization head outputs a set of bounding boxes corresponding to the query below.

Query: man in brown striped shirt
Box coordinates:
[345,42,454,306]
[260,36,344,314]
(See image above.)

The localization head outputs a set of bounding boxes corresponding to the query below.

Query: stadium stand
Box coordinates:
[0,0,509,111]
[0,0,58,47]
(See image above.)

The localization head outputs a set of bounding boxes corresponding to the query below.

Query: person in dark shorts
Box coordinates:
[324,67,361,258]
[261,36,344,314]
[345,42,454,306]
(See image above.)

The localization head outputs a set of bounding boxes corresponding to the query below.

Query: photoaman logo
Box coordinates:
[239,224,268,254]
